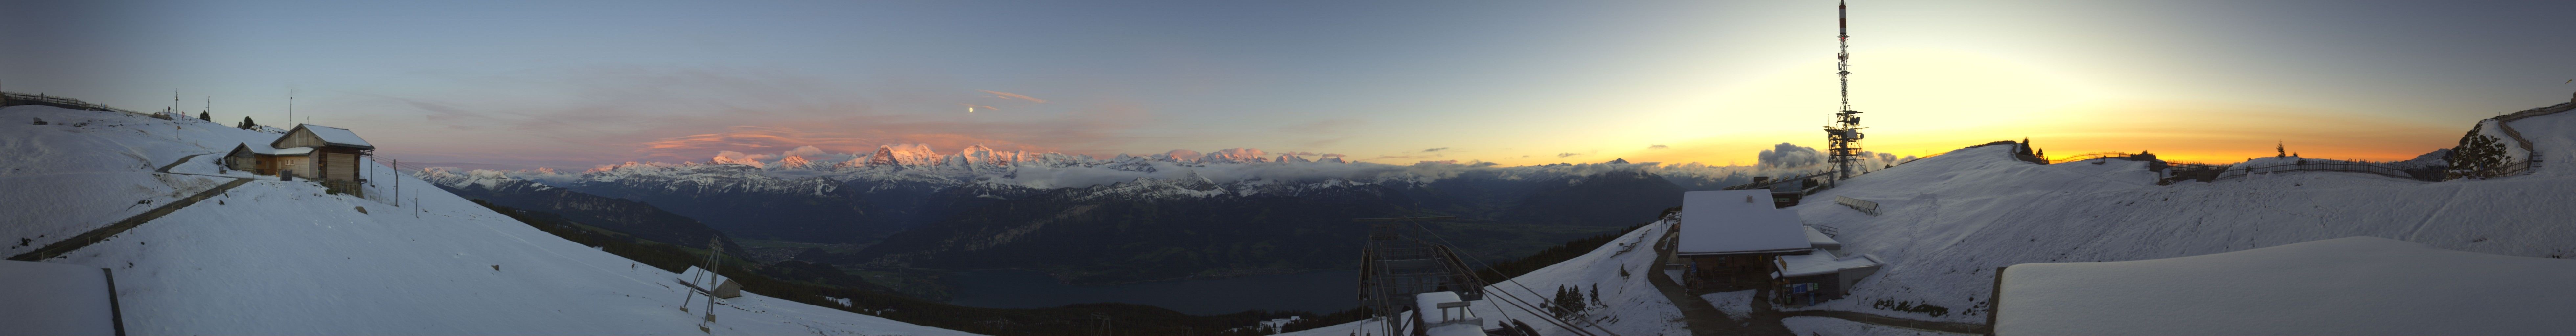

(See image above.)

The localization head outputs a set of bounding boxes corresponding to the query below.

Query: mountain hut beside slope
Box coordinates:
[224,124,375,195]
[1674,190,1880,304]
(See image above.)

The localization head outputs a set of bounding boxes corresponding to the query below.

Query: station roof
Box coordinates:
[1676,190,1810,256]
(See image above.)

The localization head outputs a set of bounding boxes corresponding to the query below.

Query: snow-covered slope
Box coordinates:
[2,107,275,251]
[1780,109,2576,323]
[1277,222,1689,336]
[1,106,975,335]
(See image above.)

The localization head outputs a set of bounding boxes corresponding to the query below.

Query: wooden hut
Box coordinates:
[677,266,743,299]
[269,125,374,183]
[224,143,284,175]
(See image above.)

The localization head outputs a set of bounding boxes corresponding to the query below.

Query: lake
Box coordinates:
[943,269,1360,315]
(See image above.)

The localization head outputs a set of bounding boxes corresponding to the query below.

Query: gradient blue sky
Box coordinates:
[9,0,2574,168]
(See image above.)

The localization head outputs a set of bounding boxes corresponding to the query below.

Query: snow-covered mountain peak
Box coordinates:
[769,155,818,170]
[869,143,941,166]
[418,167,553,191]
[1201,148,1270,164]
[1154,149,1203,162]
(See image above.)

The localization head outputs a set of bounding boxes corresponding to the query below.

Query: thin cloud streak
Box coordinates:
[978,90,1049,104]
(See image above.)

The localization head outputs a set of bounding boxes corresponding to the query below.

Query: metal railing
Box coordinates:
[1720,170,1834,191]
[1833,196,1879,216]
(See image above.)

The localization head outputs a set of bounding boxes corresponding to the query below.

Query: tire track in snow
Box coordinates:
[2404,183,2471,241]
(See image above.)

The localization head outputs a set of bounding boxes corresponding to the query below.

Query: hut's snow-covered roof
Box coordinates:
[1676,190,1809,256]
[677,266,729,289]
[1995,237,2576,336]
[230,143,309,156]
[232,142,280,155]
[287,124,373,149]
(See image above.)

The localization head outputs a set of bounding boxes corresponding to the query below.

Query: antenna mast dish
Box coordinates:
[1826,0,1866,180]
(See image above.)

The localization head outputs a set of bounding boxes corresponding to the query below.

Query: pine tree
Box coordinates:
[1589,283,1603,308]
[2448,125,2511,179]
[2019,137,2034,157]
[239,116,257,129]
[2277,142,2287,158]
[197,111,209,121]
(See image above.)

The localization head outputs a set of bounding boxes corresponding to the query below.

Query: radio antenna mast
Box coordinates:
[1825,0,1867,180]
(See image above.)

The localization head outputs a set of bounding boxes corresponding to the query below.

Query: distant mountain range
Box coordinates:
[418,145,1833,284]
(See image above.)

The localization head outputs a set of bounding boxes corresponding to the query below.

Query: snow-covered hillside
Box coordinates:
[1780,108,2576,323]
[1,106,975,335]
[1277,221,1690,336]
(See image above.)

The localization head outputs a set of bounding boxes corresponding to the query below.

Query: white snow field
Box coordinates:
[1781,316,1968,336]
[2,106,976,335]
[1995,237,2576,336]
[1781,108,2576,323]
[1278,222,1688,336]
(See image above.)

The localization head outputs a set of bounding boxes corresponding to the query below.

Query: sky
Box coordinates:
[8,0,2576,169]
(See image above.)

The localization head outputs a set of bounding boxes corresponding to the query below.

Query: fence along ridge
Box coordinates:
[2,91,147,115]
[2206,159,2431,181]
[2486,100,2569,176]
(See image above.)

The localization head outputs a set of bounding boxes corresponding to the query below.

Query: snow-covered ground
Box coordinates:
[3,106,976,335]
[1779,109,2576,323]
[1782,317,1972,336]
[1996,237,2576,336]
[1277,222,1687,336]
[1699,290,1755,321]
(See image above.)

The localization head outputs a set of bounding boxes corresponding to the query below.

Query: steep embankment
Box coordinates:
[1781,108,2576,323]
[1,106,975,335]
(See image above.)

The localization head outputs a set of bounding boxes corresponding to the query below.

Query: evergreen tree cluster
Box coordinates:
[1548,285,1587,320]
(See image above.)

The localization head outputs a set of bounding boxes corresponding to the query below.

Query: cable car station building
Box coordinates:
[1673,190,1881,304]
